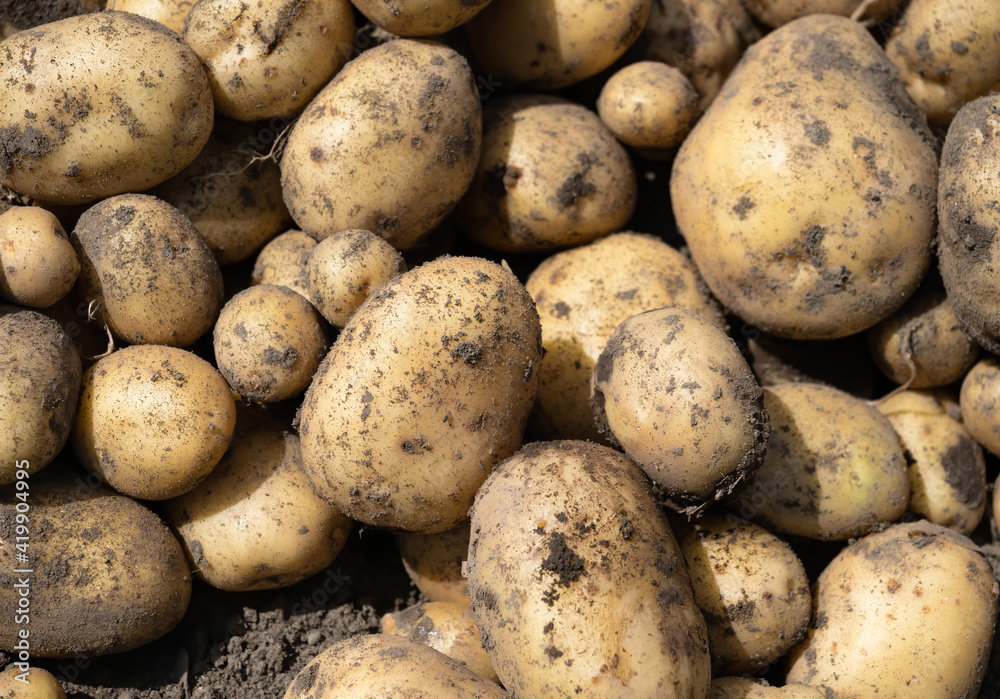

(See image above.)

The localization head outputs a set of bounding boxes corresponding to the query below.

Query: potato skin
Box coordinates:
[0,11,213,205]
[0,206,80,308]
[745,0,902,28]
[710,678,826,698]
[354,0,493,36]
[396,524,471,605]
[251,229,317,299]
[106,0,194,34]
[960,358,1000,458]
[597,62,700,151]
[0,667,67,698]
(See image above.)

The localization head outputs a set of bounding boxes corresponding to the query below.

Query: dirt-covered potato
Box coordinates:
[307,229,407,328]
[71,345,236,500]
[213,284,328,403]
[886,0,1000,127]
[396,524,471,605]
[0,311,81,485]
[0,463,192,657]
[591,308,767,512]
[0,666,67,698]
[281,40,481,250]
[299,256,542,533]
[162,404,352,591]
[711,678,826,698]
[455,95,637,253]
[283,634,505,698]
[71,194,224,347]
[381,602,498,683]
[678,514,810,675]
[353,0,492,36]
[734,382,909,541]
[0,11,213,205]
[526,232,724,443]
[466,441,710,697]
[466,0,651,90]
[251,230,316,299]
[184,0,355,121]
[786,521,999,698]
[0,206,79,308]
[878,390,986,534]
[106,0,193,34]
[960,358,1000,458]
[671,15,938,339]
[745,0,902,28]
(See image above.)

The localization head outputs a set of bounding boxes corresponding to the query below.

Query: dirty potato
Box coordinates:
[353,0,493,36]
[0,206,79,308]
[251,230,317,299]
[0,666,67,698]
[745,0,903,28]
[396,524,471,605]
[106,0,194,34]
[960,358,1000,458]
[710,678,826,698]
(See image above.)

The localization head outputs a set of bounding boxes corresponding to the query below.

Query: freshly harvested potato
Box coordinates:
[591,308,768,512]
[162,404,352,591]
[786,521,999,698]
[381,602,498,683]
[0,311,81,484]
[1,0,105,38]
[466,441,711,698]
[251,230,316,299]
[678,514,810,675]
[455,95,637,253]
[298,256,542,533]
[0,11,213,205]
[960,358,1000,458]
[0,667,67,698]
[886,0,1000,126]
[671,15,938,339]
[70,345,237,500]
[0,462,192,657]
[396,523,471,605]
[0,206,79,308]
[711,678,825,699]
[466,0,652,90]
[213,284,329,403]
[283,634,505,698]
[734,383,909,541]
[106,0,193,34]
[71,194,224,347]
[353,0,492,36]
[526,232,724,443]
[307,229,407,328]
[745,0,902,28]
[281,40,481,250]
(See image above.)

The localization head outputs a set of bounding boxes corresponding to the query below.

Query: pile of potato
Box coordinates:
[2,0,1000,697]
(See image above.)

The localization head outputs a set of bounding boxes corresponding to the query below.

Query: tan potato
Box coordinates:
[0,206,79,308]
[671,15,938,339]
[710,678,826,699]
[71,193,224,347]
[251,229,317,299]
[0,11,213,205]
[960,358,1000,458]
[281,40,481,250]
[353,0,493,36]
[786,521,999,698]
[105,0,194,35]
[0,667,67,698]
[455,95,637,253]
[745,0,902,28]
[396,524,471,605]
[70,345,237,500]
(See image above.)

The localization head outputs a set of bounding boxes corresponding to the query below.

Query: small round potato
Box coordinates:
[960,358,1000,458]
[213,284,329,403]
[251,230,317,299]
[106,0,194,34]
[0,666,67,698]
[396,524,471,605]
[71,345,237,500]
[0,206,80,308]
[307,229,407,328]
[353,0,493,36]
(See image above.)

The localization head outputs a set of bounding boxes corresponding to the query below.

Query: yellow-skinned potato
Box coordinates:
[0,667,67,698]
[0,11,213,205]
[745,0,902,28]
[711,678,826,699]
[251,229,316,299]
[734,383,909,541]
[396,524,471,605]
[70,345,236,500]
[353,0,493,36]
[0,206,80,308]
[526,232,724,443]
[877,390,986,535]
[281,40,482,250]
[106,0,193,34]
[671,15,938,339]
[592,308,768,512]
[298,256,542,533]
[786,521,999,698]
[960,358,1000,458]
[466,441,711,698]
[162,404,352,591]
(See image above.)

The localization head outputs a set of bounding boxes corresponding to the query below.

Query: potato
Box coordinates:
[381,602,498,683]
[396,523,471,605]
[0,11,213,205]
[71,193,224,347]
[299,256,542,533]
[745,0,902,28]
[281,40,481,250]
[877,390,986,535]
[0,462,192,657]
[786,521,999,698]
[466,441,711,698]
[959,358,1000,458]
[0,667,67,698]
[671,15,938,339]
[455,95,637,253]
[307,229,407,328]
[466,0,652,90]
[0,311,81,484]
[251,229,316,299]
[70,345,237,500]
[592,308,767,512]
[213,284,328,403]
[710,678,826,699]
[526,232,724,443]
[162,404,352,591]
[734,382,909,541]
[184,0,355,121]
[106,0,193,34]
[353,0,492,36]
[0,206,79,308]
[283,634,505,698]
[886,0,1000,127]
[678,514,810,675]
